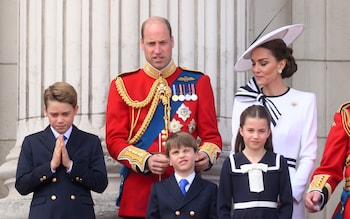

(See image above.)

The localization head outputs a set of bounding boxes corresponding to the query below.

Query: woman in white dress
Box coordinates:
[231,24,318,219]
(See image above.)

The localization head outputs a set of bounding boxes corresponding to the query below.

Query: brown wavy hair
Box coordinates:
[259,38,297,79]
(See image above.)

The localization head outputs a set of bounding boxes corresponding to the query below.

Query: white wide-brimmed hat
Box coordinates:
[234,24,304,72]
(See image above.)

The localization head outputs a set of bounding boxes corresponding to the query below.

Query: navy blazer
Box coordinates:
[15,125,108,219]
[146,174,217,219]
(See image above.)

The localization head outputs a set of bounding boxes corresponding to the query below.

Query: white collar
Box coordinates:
[50,125,73,141]
[174,171,195,185]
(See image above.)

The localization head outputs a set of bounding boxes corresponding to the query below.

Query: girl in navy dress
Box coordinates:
[218,105,293,219]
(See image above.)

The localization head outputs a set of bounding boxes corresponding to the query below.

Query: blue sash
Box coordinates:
[333,189,350,219]
[116,70,201,206]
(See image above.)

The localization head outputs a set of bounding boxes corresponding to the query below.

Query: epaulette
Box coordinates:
[337,102,350,113]
[115,68,141,79]
[338,102,350,137]
[179,66,204,75]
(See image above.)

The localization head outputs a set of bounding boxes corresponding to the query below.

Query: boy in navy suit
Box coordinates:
[146,131,217,219]
[15,82,108,219]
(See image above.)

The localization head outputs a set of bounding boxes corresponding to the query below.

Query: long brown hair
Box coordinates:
[234,105,273,153]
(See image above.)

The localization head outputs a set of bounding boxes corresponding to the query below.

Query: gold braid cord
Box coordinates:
[339,102,350,137]
[115,76,171,145]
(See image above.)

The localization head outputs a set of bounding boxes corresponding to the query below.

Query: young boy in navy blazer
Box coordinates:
[146,131,217,219]
[15,82,108,219]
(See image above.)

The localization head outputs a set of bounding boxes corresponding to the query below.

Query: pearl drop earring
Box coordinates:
[278,69,282,74]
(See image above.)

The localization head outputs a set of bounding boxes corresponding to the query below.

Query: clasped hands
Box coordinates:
[50,135,72,170]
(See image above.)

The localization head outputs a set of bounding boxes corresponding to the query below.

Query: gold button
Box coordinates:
[42,175,47,180]
[75,177,80,181]
[161,129,167,134]
[162,142,166,147]
[190,211,195,216]
[40,178,44,182]
[70,195,76,200]
[175,210,180,216]
[52,177,57,183]
[51,195,56,200]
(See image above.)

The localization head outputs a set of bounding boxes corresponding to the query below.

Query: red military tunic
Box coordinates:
[106,60,222,218]
[307,102,350,218]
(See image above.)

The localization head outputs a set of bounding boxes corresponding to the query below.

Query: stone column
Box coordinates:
[0,0,120,218]
[0,0,238,218]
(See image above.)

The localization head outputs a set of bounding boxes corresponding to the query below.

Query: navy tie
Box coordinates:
[179,179,189,195]
[62,135,67,145]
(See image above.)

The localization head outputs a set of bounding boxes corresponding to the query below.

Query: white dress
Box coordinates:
[231,78,318,219]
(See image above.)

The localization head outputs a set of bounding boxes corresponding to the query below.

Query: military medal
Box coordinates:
[178,84,185,101]
[191,94,198,101]
[169,119,183,133]
[172,95,179,102]
[171,85,179,102]
[185,84,191,101]
[190,84,198,101]
[179,95,185,101]
[188,118,196,133]
[176,103,191,121]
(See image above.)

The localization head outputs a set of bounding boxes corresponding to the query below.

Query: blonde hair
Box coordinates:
[44,82,77,108]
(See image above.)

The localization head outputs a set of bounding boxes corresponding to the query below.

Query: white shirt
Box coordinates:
[51,125,72,143]
[174,172,195,193]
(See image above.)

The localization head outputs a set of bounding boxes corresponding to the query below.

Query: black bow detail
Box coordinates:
[235,77,281,126]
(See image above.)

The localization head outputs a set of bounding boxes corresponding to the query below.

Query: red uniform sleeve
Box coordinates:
[307,103,350,206]
[195,74,222,162]
[105,79,134,164]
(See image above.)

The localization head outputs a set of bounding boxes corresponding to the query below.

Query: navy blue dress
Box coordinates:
[217,151,293,219]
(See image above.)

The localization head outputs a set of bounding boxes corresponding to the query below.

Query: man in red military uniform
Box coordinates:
[105,16,222,219]
[304,102,350,218]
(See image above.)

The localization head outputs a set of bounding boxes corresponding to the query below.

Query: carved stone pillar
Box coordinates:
[0,0,120,218]
[0,0,238,218]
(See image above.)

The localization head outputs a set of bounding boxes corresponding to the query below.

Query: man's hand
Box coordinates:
[51,135,64,170]
[304,191,322,213]
[147,153,170,175]
[195,151,210,172]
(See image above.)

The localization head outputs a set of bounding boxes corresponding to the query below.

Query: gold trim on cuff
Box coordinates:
[307,174,331,194]
[199,142,221,164]
[118,145,152,172]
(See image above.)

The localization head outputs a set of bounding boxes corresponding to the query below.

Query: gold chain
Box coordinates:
[115,76,171,144]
